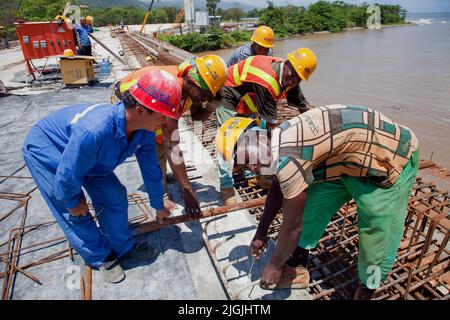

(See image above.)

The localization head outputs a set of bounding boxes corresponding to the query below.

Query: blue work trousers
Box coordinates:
[23,145,134,268]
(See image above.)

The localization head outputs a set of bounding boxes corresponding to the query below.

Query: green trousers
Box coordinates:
[299,150,420,289]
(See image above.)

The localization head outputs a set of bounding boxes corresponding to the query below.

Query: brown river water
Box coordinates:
[202,15,450,168]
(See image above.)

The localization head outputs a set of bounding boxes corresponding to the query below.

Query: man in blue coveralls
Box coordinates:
[22,70,183,283]
[75,16,94,56]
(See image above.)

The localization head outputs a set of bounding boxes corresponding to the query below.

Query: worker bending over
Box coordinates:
[112,55,227,214]
[216,48,317,205]
[216,105,419,299]
[226,26,274,67]
[23,70,182,284]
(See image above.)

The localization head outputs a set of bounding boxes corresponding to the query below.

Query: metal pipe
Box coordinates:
[134,197,266,235]
[202,220,232,300]
[84,266,92,300]
[0,257,41,285]
[126,33,160,59]
[88,33,127,65]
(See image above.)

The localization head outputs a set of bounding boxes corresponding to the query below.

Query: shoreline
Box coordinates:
[207,22,416,53]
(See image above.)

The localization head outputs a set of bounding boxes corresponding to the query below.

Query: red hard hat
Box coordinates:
[129,69,182,120]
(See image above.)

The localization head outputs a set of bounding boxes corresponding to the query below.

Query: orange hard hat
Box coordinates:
[129,69,183,120]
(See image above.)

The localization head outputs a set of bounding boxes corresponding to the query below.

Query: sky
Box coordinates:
[219,0,450,13]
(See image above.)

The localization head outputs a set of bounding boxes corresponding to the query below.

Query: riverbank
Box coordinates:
[277,21,415,39]
[200,20,450,169]
[196,21,415,55]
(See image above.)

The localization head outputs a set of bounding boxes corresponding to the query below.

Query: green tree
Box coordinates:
[377,4,405,24]
[149,9,168,23]
[16,0,74,21]
[206,0,221,19]
[89,7,145,26]
[246,8,262,18]
[258,1,288,37]
[222,7,244,22]
[0,0,18,26]
[161,7,179,22]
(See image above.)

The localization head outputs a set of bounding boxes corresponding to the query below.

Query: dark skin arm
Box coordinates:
[251,178,283,258]
[260,190,307,289]
[286,84,311,113]
[163,118,201,215]
[253,84,278,127]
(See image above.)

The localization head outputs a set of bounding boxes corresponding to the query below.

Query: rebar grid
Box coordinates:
[184,105,449,300]
[0,191,157,300]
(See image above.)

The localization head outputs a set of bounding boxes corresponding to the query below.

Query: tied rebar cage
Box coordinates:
[182,104,449,300]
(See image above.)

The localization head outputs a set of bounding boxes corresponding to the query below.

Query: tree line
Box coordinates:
[255,1,407,37]
[1,0,407,41]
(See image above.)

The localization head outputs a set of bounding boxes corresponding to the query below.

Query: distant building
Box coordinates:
[208,15,222,26]
[184,0,196,29]
[242,18,259,29]
[196,11,208,27]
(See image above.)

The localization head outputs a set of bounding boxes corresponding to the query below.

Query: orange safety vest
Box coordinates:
[119,66,192,145]
[226,56,284,115]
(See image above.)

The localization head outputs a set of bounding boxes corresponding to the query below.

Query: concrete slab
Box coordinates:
[0,27,125,91]
[0,86,230,300]
[0,29,311,299]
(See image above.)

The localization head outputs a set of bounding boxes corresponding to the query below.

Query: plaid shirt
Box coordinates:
[271,105,419,199]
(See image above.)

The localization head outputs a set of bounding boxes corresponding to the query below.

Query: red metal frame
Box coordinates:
[15,21,77,79]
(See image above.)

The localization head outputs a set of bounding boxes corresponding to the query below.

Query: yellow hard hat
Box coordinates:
[216,117,256,163]
[54,15,69,22]
[86,16,94,24]
[251,26,274,48]
[195,54,227,96]
[63,49,75,57]
[287,48,317,81]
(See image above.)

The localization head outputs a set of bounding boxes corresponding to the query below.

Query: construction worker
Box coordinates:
[216,48,317,205]
[216,104,420,299]
[0,26,9,50]
[226,26,274,67]
[75,16,94,56]
[112,55,227,214]
[23,70,182,283]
